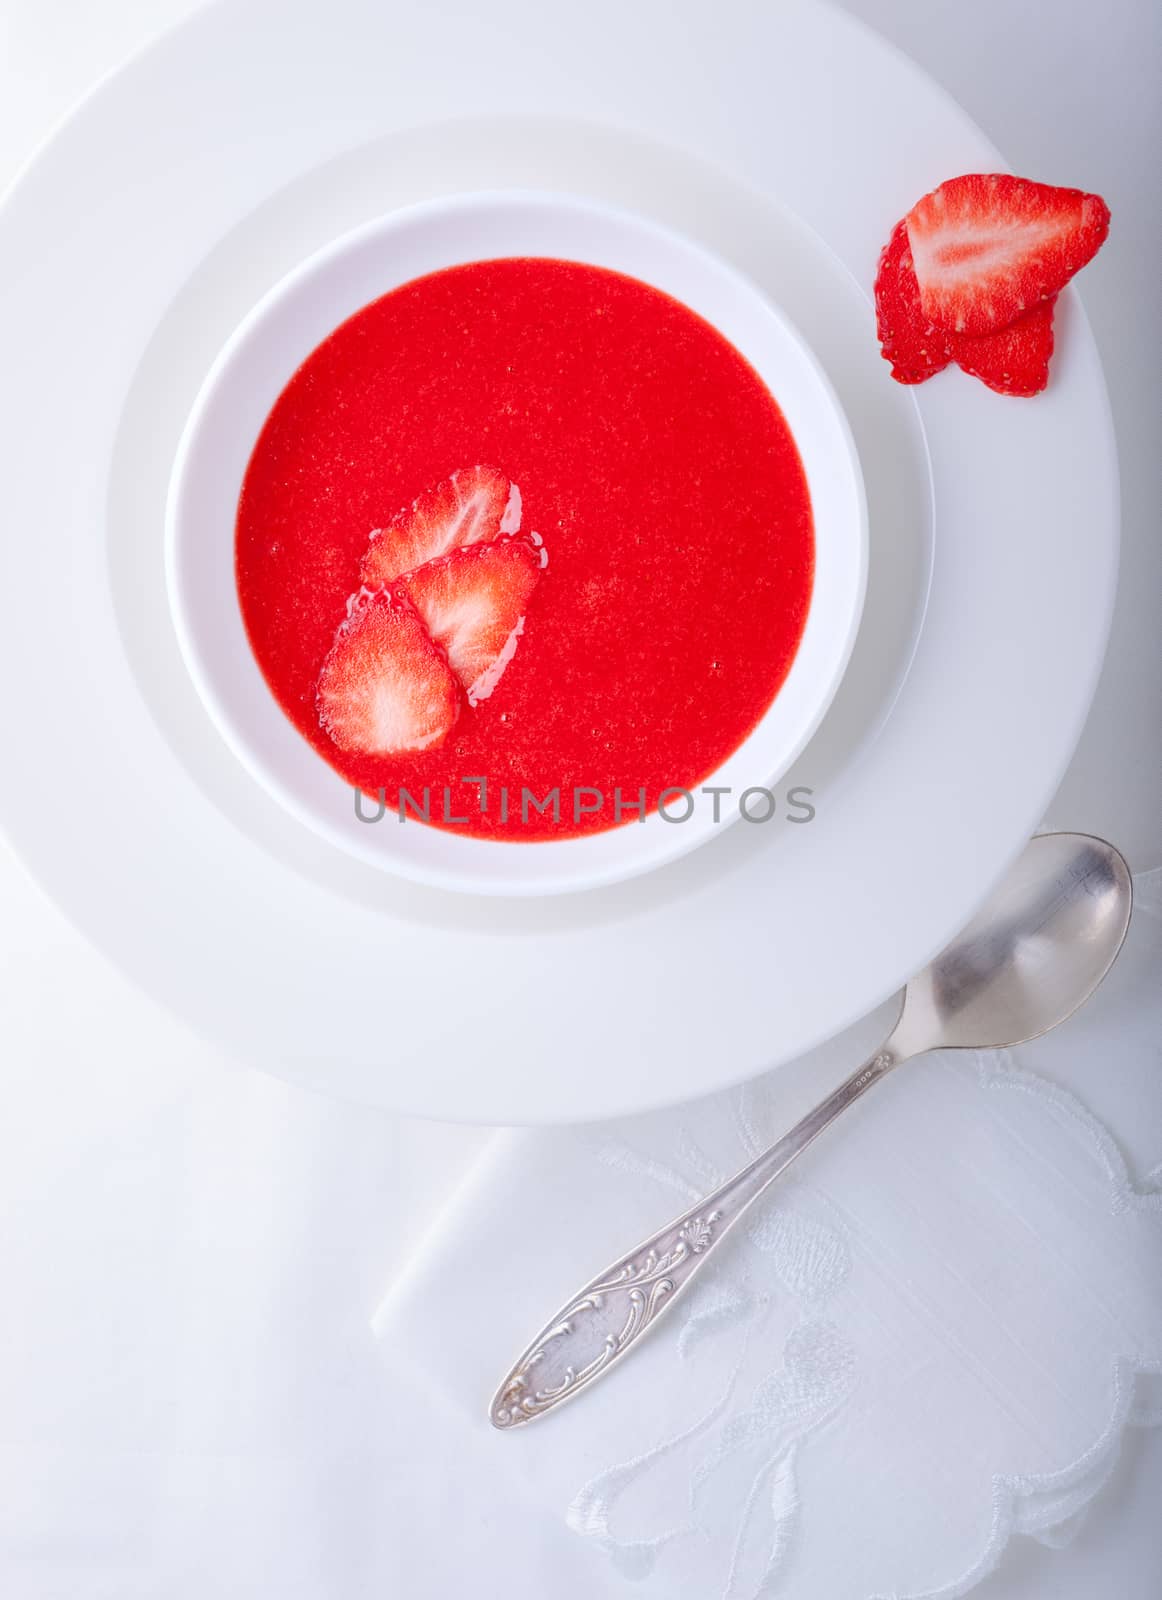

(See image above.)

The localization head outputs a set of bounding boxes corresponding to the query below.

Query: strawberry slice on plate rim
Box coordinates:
[875,209,1059,397]
[954,298,1055,397]
[905,173,1109,337]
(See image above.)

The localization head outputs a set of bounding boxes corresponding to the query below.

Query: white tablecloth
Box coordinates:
[1,2,1160,1596]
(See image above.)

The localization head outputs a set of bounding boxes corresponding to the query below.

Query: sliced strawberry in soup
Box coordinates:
[954,298,1056,397]
[906,174,1109,336]
[400,535,544,706]
[317,587,459,755]
[360,466,522,588]
[874,219,953,383]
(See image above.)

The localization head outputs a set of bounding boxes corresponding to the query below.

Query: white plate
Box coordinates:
[167,189,867,895]
[0,0,1117,1123]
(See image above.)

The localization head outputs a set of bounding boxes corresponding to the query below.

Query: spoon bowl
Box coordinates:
[893,832,1133,1058]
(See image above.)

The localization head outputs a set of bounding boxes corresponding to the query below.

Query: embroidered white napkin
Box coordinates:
[373,869,1162,1600]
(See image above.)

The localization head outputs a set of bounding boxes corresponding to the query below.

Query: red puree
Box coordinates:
[235,258,814,839]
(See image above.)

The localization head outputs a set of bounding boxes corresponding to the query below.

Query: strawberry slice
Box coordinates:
[317,587,459,755]
[360,466,521,588]
[906,174,1109,336]
[400,535,544,706]
[876,211,1057,396]
[875,219,953,383]
[954,298,1056,397]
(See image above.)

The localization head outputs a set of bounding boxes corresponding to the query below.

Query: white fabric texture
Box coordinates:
[374,868,1162,1600]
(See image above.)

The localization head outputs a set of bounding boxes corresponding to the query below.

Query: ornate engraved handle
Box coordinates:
[490,1044,901,1428]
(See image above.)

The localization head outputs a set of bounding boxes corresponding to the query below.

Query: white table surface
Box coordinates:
[0,2,1158,1595]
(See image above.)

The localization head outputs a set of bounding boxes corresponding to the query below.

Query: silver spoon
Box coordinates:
[491,831,1132,1429]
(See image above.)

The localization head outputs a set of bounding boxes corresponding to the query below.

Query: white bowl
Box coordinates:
[166,191,867,896]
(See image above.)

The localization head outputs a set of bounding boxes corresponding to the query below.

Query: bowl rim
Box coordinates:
[165,187,868,896]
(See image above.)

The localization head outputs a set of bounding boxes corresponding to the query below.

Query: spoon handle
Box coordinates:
[490,1040,902,1429]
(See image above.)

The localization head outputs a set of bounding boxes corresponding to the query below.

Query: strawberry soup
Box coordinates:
[235,257,814,839]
